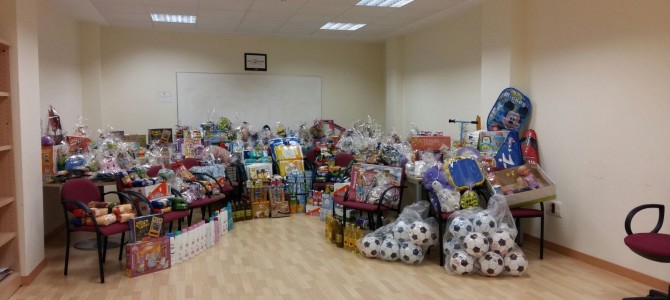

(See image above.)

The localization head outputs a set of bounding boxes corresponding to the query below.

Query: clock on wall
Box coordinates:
[245,53,267,71]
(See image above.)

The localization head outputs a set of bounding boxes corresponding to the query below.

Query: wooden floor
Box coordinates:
[10,215,655,300]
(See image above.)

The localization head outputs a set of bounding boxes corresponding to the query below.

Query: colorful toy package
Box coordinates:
[125,236,171,278]
[348,163,403,209]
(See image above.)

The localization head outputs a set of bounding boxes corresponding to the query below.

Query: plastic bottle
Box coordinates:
[325,214,332,239]
[213,216,220,243]
[222,209,229,234]
[167,232,175,264]
[173,231,182,264]
[227,203,234,231]
[182,228,190,261]
[208,217,215,247]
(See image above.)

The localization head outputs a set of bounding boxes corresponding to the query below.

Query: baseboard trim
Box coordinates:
[523,233,669,291]
[21,258,47,286]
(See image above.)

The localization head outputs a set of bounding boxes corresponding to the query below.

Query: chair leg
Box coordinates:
[118,232,125,261]
[102,236,108,262]
[540,215,544,259]
[178,218,183,231]
[169,221,174,233]
[439,219,445,267]
[188,209,194,227]
[515,218,523,246]
[64,230,71,276]
[96,233,105,283]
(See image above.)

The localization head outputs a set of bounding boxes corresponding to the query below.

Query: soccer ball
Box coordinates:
[489,229,515,256]
[463,232,489,257]
[448,216,473,239]
[449,250,474,275]
[409,221,437,246]
[358,235,382,258]
[444,238,464,256]
[504,251,528,276]
[498,223,518,241]
[392,220,412,243]
[478,251,504,276]
[379,238,401,261]
[399,242,424,264]
[473,212,497,237]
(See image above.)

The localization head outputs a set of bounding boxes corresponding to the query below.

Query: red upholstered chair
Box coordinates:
[173,159,228,225]
[623,204,670,300]
[60,178,137,283]
[510,203,544,259]
[333,169,406,230]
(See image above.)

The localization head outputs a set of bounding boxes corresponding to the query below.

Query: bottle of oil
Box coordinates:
[335,219,344,248]
[343,223,351,251]
[354,226,363,254]
[329,217,337,244]
[325,214,332,239]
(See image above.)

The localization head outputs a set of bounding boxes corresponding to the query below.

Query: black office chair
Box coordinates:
[623,204,670,300]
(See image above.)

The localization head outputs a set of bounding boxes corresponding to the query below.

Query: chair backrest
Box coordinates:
[305,148,319,164]
[334,152,355,168]
[61,178,101,210]
[146,165,162,177]
[181,158,201,169]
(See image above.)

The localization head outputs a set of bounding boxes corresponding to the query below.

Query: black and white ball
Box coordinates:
[449,250,474,275]
[379,238,401,261]
[358,235,382,258]
[409,221,437,246]
[444,238,464,256]
[478,251,505,276]
[448,216,473,239]
[463,232,489,257]
[504,251,528,276]
[399,242,424,264]
[392,220,412,243]
[473,212,497,237]
[489,229,515,256]
[498,223,518,241]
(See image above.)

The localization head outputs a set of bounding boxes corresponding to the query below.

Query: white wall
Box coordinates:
[93,28,385,134]
[522,0,670,282]
[394,0,670,283]
[38,1,82,135]
[397,7,482,139]
[37,1,83,236]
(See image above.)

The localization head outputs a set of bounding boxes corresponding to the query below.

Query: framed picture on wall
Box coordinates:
[245,53,267,71]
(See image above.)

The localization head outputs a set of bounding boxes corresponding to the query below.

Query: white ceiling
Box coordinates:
[49,0,482,41]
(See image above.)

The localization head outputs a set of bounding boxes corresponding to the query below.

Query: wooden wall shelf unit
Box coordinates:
[0,40,20,300]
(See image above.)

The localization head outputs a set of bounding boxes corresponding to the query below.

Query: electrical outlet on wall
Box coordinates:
[547,200,562,218]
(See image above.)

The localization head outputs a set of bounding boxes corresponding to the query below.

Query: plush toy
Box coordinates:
[432,181,460,213]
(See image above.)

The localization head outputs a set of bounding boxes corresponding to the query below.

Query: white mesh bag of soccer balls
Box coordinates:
[445,194,529,277]
[357,201,438,265]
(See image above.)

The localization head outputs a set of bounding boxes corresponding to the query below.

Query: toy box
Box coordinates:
[489,164,556,208]
[274,145,303,161]
[129,214,164,243]
[125,236,171,278]
[127,183,170,214]
[148,128,173,144]
[348,163,403,208]
[409,136,451,150]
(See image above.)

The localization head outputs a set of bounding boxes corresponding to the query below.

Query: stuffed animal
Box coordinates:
[432,181,460,212]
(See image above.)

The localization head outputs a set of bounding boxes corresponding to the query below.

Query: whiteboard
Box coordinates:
[177,72,322,129]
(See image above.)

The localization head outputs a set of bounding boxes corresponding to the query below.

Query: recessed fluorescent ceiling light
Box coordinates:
[356,0,414,8]
[320,22,366,31]
[150,13,196,24]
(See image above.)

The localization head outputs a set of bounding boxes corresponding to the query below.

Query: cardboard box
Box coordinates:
[251,201,270,218]
[127,182,170,200]
[305,204,321,216]
[123,134,147,148]
[409,136,451,150]
[269,187,289,218]
[125,236,171,278]
[490,164,556,208]
[41,145,59,181]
